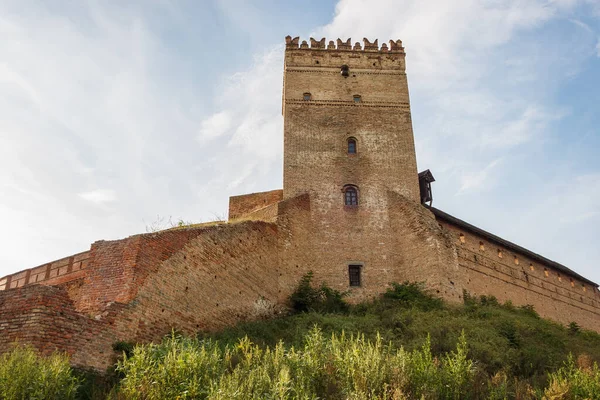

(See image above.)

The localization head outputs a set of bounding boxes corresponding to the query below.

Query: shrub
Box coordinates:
[545,354,600,399]
[116,333,227,399]
[288,272,349,314]
[518,304,539,319]
[568,321,581,335]
[383,282,443,311]
[112,341,135,358]
[0,345,79,400]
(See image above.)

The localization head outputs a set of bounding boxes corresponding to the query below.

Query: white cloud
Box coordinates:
[198,111,232,142]
[0,2,210,274]
[194,46,284,194]
[78,189,117,204]
[458,159,502,194]
[597,37,600,57]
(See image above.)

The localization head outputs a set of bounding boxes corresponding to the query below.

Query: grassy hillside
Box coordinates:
[2,276,600,399]
[206,279,600,383]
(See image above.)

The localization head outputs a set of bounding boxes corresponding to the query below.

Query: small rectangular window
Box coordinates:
[348,265,361,287]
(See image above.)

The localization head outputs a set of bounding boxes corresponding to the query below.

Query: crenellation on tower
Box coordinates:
[285,36,405,53]
[310,37,326,48]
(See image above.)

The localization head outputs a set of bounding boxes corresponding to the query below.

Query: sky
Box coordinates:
[0,0,599,284]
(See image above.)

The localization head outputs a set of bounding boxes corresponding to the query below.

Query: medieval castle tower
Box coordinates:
[1,37,599,371]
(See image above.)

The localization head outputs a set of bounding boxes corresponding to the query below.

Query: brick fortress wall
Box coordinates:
[0,221,280,371]
[436,215,600,331]
[0,251,90,292]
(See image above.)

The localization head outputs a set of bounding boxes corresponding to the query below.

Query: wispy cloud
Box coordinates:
[195,46,284,193]
[78,189,117,205]
[458,159,502,194]
[198,111,232,142]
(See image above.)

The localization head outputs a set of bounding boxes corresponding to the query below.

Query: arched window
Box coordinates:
[343,185,359,206]
[347,137,357,154]
[303,92,312,101]
[353,95,362,103]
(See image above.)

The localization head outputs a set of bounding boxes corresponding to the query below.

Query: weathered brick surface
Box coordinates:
[439,220,600,331]
[0,221,279,370]
[282,44,419,203]
[0,251,90,291]
[0,284,120,370]
[229,189,283,220]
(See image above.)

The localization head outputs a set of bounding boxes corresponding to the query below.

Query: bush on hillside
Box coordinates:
[0,345,79,400]
[288,272,349,314]
[382,282,443,311]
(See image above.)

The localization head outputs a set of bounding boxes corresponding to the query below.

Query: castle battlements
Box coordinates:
[285,36,405,53]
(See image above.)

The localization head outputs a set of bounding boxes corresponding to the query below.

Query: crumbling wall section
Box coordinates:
[115,221,280,342]
[387,192,463,302]
[0,221,281,371]
[0,284,123,371]
[229,189,283,220]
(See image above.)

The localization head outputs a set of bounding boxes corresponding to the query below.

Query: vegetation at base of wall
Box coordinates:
[6,278,600,399]
[0,345,79,400]
[116,328,478,399]
[288,271,349,314]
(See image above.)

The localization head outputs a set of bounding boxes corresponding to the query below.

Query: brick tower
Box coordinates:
[279,37,431,299]
[283,36,419,202]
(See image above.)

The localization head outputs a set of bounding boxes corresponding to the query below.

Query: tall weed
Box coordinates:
[544,354,600,399]
[0,345,79,400]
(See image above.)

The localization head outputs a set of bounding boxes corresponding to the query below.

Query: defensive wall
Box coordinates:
[0,220,280,371]
[431,208,600,332]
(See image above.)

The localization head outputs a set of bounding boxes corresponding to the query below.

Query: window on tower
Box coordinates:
[348,264,362,287]
[303,92,312,101]
[347,138,357,154]
[353,95,362,103]
[343,185,359,206]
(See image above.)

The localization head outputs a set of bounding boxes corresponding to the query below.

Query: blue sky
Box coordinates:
[0,0,599,284]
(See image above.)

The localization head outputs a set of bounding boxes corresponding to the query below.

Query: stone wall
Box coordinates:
[115,221,279,341]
